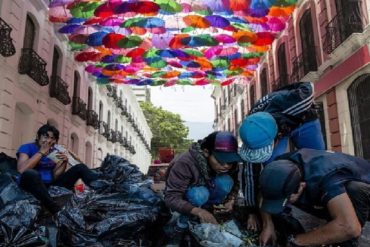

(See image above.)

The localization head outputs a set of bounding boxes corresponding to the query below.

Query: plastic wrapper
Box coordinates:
[48,186,73,207]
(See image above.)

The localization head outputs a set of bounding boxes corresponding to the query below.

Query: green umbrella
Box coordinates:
[183,49,203,57]
[117,36,143,48]
[153,0,182,13]
[177,79,192,85]
[211,58,229,68]
[241,52,264,58]
[147,57,167,68]
[232,23,251,31]
[68,42,86,51]
[224,68,243,76]
[143,48,159,58]
[152,79,167,86]
[121,17,146,28]
[181,27,195,33]
[151,71,167,78]
[70,2,97,18]
[116,55,131,64]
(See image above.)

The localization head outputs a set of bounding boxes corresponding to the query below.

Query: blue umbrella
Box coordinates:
[86,32,109,46]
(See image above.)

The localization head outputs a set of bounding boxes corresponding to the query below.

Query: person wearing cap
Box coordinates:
[259,148,370,246]
[237,82,325,243]
[164,131,241,228]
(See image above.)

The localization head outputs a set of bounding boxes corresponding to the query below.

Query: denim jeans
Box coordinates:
[186,174,234,207]
[266,119,325,163]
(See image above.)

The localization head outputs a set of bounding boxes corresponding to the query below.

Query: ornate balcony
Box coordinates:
[324,11,363,54]
[117,131,124,145]
[122,137,129,147]
[72,97,87,120]
[106,84,118,101]
[0,18,15,57]
[49,75,71,105]
[18,48,49,86]
[109,130,119,143]
[86,110,99,129]
[290,50,317,83]
[99,121,109,138]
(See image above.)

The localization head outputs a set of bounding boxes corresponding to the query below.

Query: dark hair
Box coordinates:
[200,131,219,152]
[36,124,60,142]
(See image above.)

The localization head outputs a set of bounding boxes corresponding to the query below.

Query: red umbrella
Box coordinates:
[126,48,146,57]
[102,33,125,49]
[253,32,275,46]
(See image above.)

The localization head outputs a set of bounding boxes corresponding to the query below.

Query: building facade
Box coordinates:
[213,0,370,159]
[0,0,152,172]
[132,85,151,103]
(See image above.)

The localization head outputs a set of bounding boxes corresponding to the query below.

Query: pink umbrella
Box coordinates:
[215,34,236,44]
[100,17,124,26]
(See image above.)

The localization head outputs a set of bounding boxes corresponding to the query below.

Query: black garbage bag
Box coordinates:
[48,186,73,207]
[0,174,48,247]
[0,152,19,177]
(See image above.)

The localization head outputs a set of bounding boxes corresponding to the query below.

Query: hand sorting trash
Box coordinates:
[190,220,261,247]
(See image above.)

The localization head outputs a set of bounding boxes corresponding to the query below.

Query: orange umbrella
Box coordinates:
[183,15,210,28]
[269,6,295,17]
[162,70,181,78]
[233,30,258,43]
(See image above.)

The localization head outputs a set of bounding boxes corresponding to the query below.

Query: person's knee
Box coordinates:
[214,174,234,193]
[346,181,367,197]
[72,163,88,172]
[186,186,210,207]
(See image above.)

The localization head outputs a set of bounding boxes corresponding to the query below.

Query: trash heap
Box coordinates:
[0,153,168,247]
[56,155,168,246]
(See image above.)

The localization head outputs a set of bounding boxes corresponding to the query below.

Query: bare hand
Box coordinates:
[259,225,277,246]
[56,152,68,162]
[197,209,218,225]
[223,199,235,212]
[247,214,260,232]
[40,140,55,154]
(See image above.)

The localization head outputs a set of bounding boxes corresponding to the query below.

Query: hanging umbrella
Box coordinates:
[268,17,286,32]
[69,34,89,44]
[221,78,234,86]
[253,32,275,45]
[215,34,236,44]
[102,33,125,48]
[205,15,230,28]
[154,0,182,14]
[126,48,146,58]
[49,0,74,8]
[100,17,124,27]
[58,24,81,33]
[248,0,270,17]
[183,15,211,28]
[181,34,218,47]
[117,35,143,48]
[94,1,121,18]
[86,32,109,46]
[233,30,258,43]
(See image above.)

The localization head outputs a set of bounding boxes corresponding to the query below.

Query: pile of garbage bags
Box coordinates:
[57,155,168,246]
[0,153,168,246]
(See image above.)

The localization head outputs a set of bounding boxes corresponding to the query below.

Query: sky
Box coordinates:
[150,85,215,139]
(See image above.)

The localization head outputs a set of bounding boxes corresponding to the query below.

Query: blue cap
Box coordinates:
[259,160,302,214]
[238,112,278,163]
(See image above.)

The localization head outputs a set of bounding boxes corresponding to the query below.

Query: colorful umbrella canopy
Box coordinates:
[49,0,297,86]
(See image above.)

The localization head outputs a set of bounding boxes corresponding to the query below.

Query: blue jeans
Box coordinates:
[266,119,325,163]
[186,174,234,207]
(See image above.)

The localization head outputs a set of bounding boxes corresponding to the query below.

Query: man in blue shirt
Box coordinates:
[259,148,370,246]
[17,124,99,214]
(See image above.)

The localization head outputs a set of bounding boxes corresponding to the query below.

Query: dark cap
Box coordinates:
[201,131,241,163]
[259,160,302,214]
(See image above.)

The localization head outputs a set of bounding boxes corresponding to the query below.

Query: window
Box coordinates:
[23,15,35,49]
[99,101,103,121]
[107,111,111,128]
[73,71,80,97]
[250,84,255,108]
[240,99,245,118]
[300,10,318,74]
[277,43,288,88]
[115,119,118,131]
[51,46,61,76]
[348,74,370,160]
[87,87,93,111]
[260,68,268,96]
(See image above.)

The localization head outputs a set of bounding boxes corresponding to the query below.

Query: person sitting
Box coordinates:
[259,148,370,247]
[164,131,241,231]
[17,124,99,214]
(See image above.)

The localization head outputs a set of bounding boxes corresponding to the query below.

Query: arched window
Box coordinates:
[51,46,61,77]
[277,43,288,88]
[85,142,92,167]
[23,15,36,49]
[73,71,80,97]
[115,119,118,131]
[107,111,111,128]
[260,68,268,96]
[70,133,79,155]
[240,99,245,119]
[348,74,370,160]
[87,87,93,111]
[99,101,103,122]
[249,84,255,108]
[300,10,317,74]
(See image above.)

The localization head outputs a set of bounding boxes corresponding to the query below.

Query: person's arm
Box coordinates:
[17,141,55,173]
[259,211,277,246]
[293,193,361,246]
[53,152,68,178]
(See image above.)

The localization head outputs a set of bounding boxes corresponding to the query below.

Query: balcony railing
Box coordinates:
[122,137,129,147]
[106,84,118,101]
[109,130,118,143]
[290,49,317,82]
[18,48,49,86]
[99,121,109,138]
[86,110,99,129]
[72,97,87,120]
[49,75,71,105]
[324,11,363,54]
[0,18,15,57]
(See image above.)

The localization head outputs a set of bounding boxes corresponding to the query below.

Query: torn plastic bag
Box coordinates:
[0,174,35,207]
[48,186,73,207]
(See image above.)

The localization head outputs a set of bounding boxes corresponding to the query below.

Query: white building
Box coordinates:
[0,0,152,172]
[132,85,151,103]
